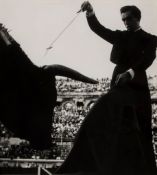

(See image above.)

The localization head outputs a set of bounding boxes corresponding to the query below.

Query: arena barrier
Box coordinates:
[0,158,64,175]
[38,165,52,175]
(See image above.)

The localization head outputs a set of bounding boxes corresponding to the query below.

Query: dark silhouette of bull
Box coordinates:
[0,24,97,150]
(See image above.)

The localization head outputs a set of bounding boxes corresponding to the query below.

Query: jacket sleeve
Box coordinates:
[131,35,157,72]
[86,14,121,44]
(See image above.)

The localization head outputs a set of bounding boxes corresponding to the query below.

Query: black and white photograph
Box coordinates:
[0,0,157,175]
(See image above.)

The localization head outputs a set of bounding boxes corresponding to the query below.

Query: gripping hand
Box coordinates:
[115,72,131,86]
[81,1,93,13]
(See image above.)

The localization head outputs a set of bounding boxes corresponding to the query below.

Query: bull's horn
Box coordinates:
[43,64,98,84]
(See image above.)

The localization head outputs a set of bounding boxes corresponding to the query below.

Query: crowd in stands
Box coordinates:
[152,103,157,130]
[0,76,157,161]
[56,77,110,93]
[52,105,90,139]
[0,138,58,159]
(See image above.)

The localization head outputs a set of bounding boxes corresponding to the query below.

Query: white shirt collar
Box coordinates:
[134,27,141,32]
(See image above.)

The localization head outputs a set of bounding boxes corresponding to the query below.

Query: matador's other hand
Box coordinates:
[115,72,131,86]
[81,1,93,13]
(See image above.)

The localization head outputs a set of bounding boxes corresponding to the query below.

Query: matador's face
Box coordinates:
[121,11,140,31]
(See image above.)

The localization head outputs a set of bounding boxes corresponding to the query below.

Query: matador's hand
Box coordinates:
[115,72,131,86]
[81,1,93,13]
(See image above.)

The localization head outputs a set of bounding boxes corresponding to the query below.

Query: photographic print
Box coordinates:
[0,0,157,175]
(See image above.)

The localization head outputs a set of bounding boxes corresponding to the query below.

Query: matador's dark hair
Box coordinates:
[120,5,141,20]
